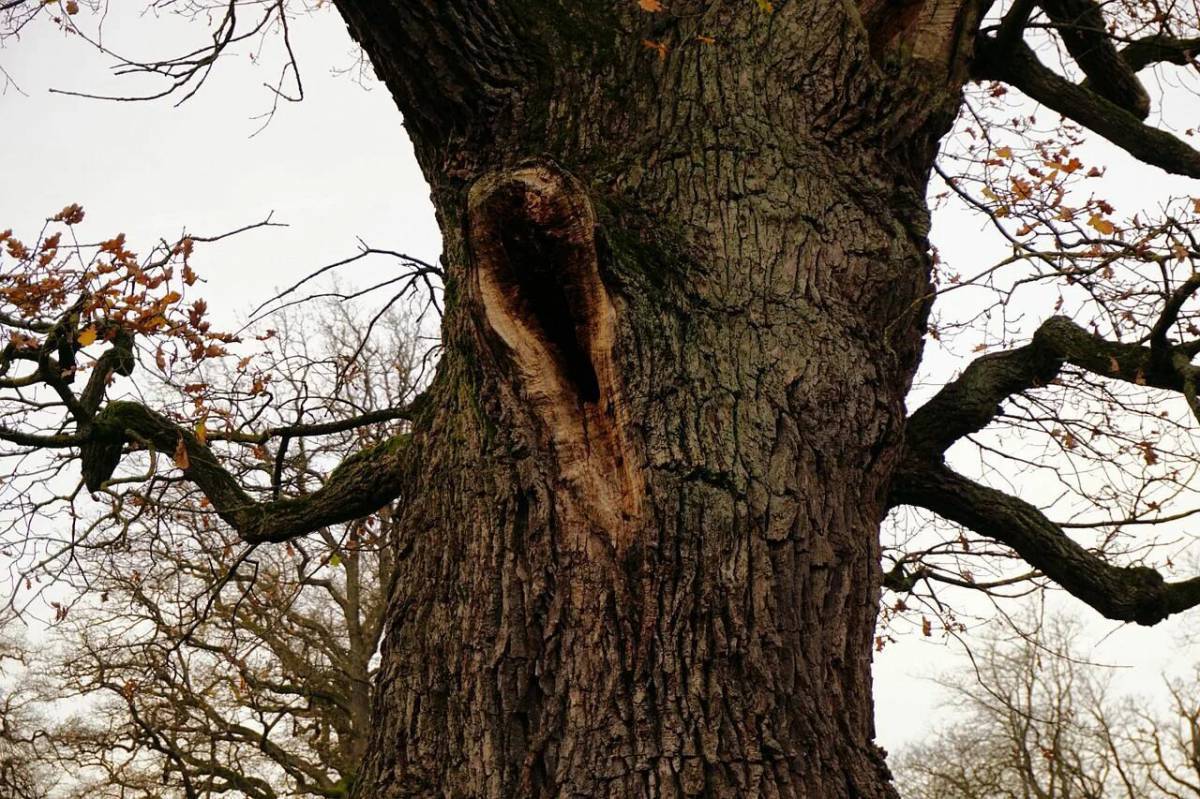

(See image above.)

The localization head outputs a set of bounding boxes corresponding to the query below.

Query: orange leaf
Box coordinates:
[173,437,190,470]
[1088,214,1116,235]
[77,327,97,347]
[642,39,669,60]
[51,204,85,225]
[637,0,664,9]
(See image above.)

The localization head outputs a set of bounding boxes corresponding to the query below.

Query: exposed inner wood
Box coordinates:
[468,164,641,543]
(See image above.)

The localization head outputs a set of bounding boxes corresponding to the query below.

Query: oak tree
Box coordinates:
[5,0,1200,796]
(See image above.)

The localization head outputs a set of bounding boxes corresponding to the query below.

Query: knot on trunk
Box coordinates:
[468,162,641,543]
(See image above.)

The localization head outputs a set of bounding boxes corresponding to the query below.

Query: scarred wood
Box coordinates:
[468,163,643,546]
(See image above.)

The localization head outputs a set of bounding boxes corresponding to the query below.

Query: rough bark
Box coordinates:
[327,2,974,796]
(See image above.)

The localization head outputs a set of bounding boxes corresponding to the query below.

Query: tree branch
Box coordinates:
[84,400,413,544]
[896,312,1200,623]
[974,36,1200,178]
[892,458,1200,624]
[906,314,1194,458]
[1110,33,1200,74]
[994,0,1037,54]
[209,406,417,445]
[0,425,83,448]
[1037,0,1150,118]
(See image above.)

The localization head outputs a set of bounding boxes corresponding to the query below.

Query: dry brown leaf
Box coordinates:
[173,436,190,470]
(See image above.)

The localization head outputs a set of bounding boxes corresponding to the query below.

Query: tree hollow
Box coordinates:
[468,163,641,543]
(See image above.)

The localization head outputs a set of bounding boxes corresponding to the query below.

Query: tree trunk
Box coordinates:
[335,2,975,796]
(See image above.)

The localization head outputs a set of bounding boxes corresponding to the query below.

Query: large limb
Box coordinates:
[892,459,1200,624]
[973,36,1200,178]
[1112,33,1200,74]
[82,399,414,544]
[1037,0,1151,118]
[894,315,1200,623]
[906,315,1198,458]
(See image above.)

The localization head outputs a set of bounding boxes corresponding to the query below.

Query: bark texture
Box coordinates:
[331,2,974,796]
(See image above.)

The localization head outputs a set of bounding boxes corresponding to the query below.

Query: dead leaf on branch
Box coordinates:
[173,437,190,470]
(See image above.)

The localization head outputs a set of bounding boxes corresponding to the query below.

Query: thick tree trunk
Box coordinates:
[336,2,974,796]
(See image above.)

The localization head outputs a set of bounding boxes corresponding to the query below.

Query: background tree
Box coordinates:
[11,299,423,799]
[0,635,49,799]
[1123,657,1200,797]
[4,0,1200,796]
[894,610,1200,799]
[896,614,1142,798]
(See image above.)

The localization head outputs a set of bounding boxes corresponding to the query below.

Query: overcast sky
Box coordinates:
[2,3,1199,758]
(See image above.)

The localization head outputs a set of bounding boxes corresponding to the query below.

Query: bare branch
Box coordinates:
[974,37,1200,178]
[893,458,1200,624]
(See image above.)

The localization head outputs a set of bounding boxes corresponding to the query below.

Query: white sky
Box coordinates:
[2,2,1199,760]
[0,5,442,327]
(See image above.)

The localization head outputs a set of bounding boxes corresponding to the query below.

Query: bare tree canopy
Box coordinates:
[896,611,1200,799]
[0,299,422,798]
